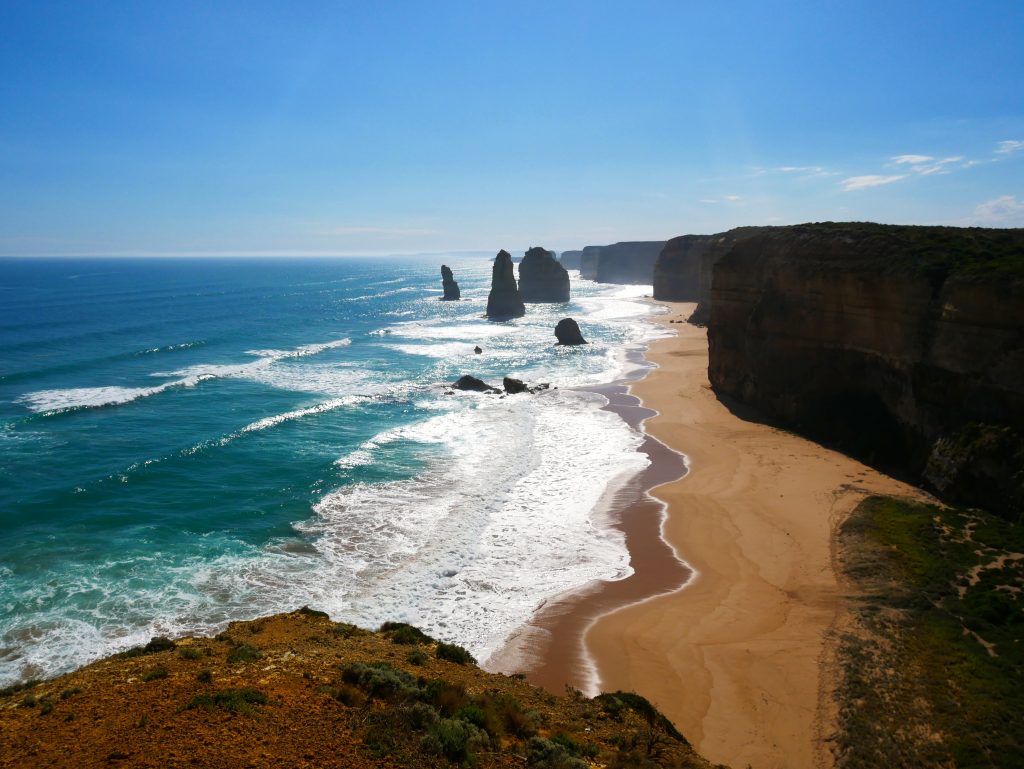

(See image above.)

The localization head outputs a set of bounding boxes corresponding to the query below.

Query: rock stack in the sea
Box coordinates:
[440,265,460,300]
[485,249,526,319]
[554,318,587,345]
[518,246,570,303]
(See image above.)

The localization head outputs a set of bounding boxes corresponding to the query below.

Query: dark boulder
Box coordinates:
[519,246,570,303]
[474,345,482,354]
[503,377,529,394]
[440,265,460,300]
[555,318,588,345]
[452,375,500,394]
[485,250,526,319]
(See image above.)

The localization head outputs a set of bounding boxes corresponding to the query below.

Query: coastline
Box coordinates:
[495,301,926,769]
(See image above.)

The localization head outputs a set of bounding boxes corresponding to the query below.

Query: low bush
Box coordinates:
[226,644,261,664]
[341,662,418,701]
[186,687,267,715]
[178,647,203,661]
[141,666,168,682]
[380,621,434,645]
[436,641,475,665]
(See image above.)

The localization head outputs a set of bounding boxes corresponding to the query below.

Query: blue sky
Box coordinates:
[1,1,1022,255]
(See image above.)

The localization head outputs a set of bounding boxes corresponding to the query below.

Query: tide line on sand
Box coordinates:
[491,301,924,769]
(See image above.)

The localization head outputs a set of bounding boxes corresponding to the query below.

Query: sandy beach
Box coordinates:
[579,302,923,769]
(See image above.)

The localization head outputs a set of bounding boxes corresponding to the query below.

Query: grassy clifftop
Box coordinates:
[0,610,720,769]
[835,496,1024,768]
[732,222,1024,282]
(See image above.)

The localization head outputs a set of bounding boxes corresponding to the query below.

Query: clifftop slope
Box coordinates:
[0,610,719,769]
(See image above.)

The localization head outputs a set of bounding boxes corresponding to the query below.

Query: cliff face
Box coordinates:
[660,227,767,323]
[580,246,602,280]
[706,223,1024,519]
[486,249,525,318]
[558,250,582,270]
[519,246,570,302]
[594,241,665,284]
[653,235,713,301]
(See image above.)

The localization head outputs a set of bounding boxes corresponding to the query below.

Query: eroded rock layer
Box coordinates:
[594,241,665,284]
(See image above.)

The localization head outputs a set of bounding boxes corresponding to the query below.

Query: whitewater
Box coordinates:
[0,255,666,686]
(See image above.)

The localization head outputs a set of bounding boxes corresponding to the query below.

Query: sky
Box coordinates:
[1,1,1022,256]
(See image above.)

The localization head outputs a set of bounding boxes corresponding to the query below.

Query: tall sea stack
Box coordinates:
[519,246,570,303]
[440,265,460,300]
[485,249,526,318]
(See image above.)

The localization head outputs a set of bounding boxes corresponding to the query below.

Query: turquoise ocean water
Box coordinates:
[0,256,664,686]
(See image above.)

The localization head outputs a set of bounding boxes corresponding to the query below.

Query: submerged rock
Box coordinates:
[474,345,482,354]
[519,246,570,303]
[452,375,500,393]
[486,250,526,319]
[554,318,588,345]
[440,265,461,300]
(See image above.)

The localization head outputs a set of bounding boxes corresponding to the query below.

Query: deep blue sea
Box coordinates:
[0,256,663,686]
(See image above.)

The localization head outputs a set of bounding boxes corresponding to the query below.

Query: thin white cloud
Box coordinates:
[968,195,1024,226]
[699,199,719,204]
[996,140,1024,155]
[892,154,934,165]
[841,174,906,192]
[723,195,741,202]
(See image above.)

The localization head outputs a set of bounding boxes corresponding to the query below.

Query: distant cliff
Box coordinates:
[595,241,665,284]
[519,246,570,302]
[654,229,765,321]
[580,246,602,280]
[558,250,583,270]
[706,223,1024,519]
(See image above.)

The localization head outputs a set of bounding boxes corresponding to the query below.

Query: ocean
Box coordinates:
[0,255,665,687]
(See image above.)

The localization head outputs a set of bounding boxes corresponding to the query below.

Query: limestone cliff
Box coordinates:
[580,246,602,280]
[706,222,1024,519]
[440,264,460,300]
[594,241,665,284]
[486,249,525,319]
[651,227,766,323]
[558,250,583,270]
[519,247,570,303]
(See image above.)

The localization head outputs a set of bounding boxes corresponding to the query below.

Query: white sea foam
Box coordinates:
[18,337,353,414]
[239,396,368,434]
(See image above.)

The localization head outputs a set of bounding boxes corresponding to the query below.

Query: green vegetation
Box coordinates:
[783,222,1024,282]
[225,644,261,664]
[436,641,476,665]
[0,679,40,698]
[186,687,268,715]
[196,669,213,684]
[178,646,203,661]
[332,621,368,638]
[380,621,435,645]
[406,649,428,666]
[141,666,168,682]
[59,687,82,700]
[119,635,176,659]
[836,495,1024,769]
[295,605,330,619]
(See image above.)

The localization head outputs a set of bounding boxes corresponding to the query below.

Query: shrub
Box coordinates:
[405,701,440,729]
[196,669,213,684]
[145,636,176,653]
[186,687,267,715]
[423,717,489,763]
[296,606,330,619]
[333,622,368,638]
[60,687,82,700]
[326,684,366,707]
[142,666,168,682]
[406,650,428,666]
[422,680,468,716]
[178,647,203,661]
[1,679,40,698]
[436,642,475,665]
[525,736,589,769]
[226,644,261,664]
[380,621,434,645]
[341,662,418,701]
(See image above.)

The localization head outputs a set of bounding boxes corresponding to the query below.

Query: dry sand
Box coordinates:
[581,302,923,769]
